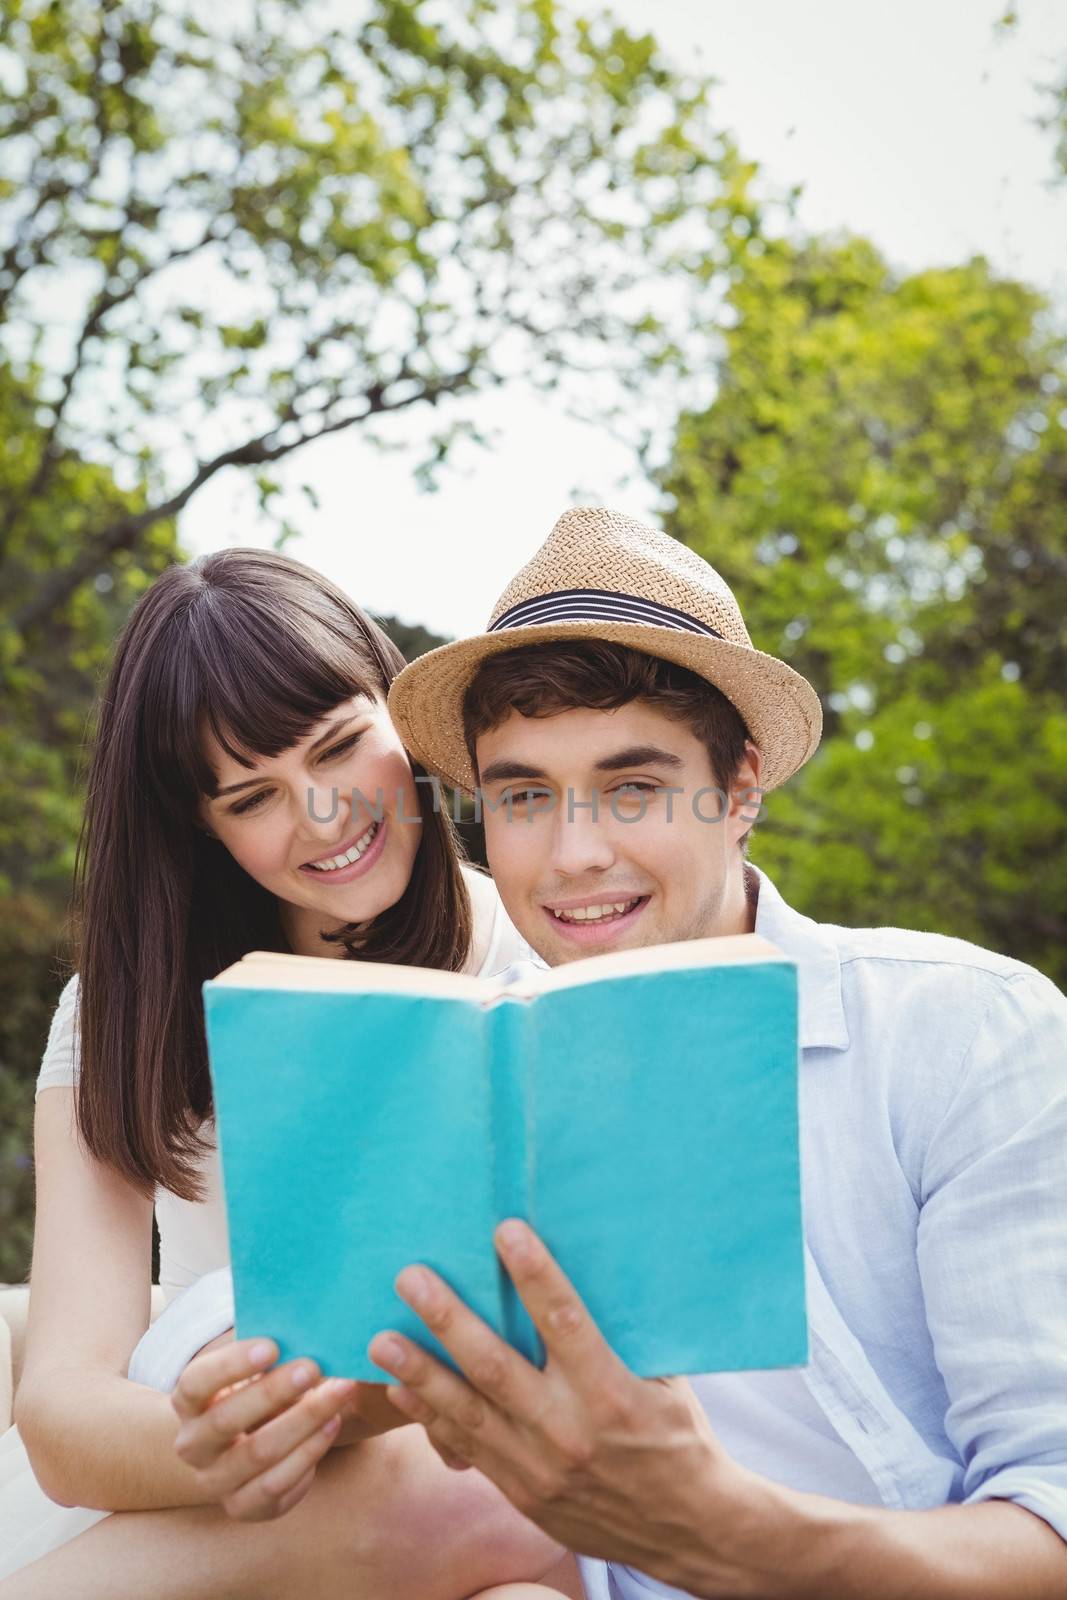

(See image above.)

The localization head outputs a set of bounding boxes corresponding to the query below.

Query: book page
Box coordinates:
[529,933,789,996]
[209,949,489,1002]
[208,932,790,1006]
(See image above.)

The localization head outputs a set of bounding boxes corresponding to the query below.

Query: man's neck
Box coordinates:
[705,860,759,940]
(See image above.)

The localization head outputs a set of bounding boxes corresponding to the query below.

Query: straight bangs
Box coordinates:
[145,552,386,816]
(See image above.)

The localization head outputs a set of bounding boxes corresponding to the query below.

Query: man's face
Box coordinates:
[476,699,762,967]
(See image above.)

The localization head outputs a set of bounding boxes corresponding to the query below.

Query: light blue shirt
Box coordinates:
[581,863,1067,1599]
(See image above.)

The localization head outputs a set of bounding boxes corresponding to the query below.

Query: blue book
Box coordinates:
[203,937,806,1382]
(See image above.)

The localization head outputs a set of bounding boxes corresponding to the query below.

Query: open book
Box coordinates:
[203,936,806,1382]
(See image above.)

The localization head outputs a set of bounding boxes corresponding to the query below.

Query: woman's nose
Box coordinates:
[297,783,350,836]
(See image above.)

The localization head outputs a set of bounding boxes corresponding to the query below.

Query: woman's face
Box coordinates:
[200,693,422,957]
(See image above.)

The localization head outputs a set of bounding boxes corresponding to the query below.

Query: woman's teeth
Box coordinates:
[552,898,641,924]
[307,821,379,871]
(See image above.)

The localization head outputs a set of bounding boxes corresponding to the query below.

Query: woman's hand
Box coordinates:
[171,1334,407,1521]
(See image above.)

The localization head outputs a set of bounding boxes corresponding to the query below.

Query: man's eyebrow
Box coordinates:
[478,745,684,787]
[215,716,363,797]
[592,744,684,773]
[478,760,547,786]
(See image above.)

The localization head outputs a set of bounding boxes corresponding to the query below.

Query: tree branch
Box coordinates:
[10,223,222,528]
[0,175,74,322]
[7,363,479,635]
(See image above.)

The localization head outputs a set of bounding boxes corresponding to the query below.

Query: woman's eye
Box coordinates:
[231,789,271,816]
[321,734,360,763]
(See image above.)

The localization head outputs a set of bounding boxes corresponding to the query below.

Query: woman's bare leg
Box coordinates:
[469,1589,575,1599]
[0,1427,570,1600]
[470,1549,585,1599]
[542,1553,584,1598]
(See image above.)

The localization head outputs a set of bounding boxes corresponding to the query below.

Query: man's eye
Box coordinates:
[507,787,552,804]
[614,781,657,794]
[231,789,270,815]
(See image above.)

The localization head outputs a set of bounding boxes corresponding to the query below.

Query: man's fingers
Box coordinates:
[171,1337,278,1422]
[221,1411,343,1522]
[385,1267,543,1422]
[176,1368,354,1476]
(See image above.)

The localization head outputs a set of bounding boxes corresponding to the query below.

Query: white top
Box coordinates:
[35,866,529,1303]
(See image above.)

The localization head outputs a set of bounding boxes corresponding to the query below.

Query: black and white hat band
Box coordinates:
[489,588,725,639]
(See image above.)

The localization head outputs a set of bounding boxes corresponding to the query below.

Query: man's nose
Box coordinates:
[549,788,616,875]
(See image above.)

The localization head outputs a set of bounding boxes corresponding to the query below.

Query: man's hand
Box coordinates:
[368,1219,778,1594]
[171,1335,406,1521]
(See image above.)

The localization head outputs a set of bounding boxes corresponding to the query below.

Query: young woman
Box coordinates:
[0,549,580,1598]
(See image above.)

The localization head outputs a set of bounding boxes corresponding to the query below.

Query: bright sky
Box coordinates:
[180,0,1067,640]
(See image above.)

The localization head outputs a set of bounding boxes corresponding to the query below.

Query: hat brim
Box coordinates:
[388,621,822,795]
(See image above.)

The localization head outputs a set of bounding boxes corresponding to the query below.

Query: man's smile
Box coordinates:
[541,893,652,945]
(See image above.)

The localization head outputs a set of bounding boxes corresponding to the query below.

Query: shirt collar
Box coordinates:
[749,863,851,1052]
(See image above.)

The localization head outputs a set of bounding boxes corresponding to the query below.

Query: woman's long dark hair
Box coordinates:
[74,548,471,1200]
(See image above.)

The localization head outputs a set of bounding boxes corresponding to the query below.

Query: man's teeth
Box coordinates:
[308,821,379,871]
[552,898,641,923]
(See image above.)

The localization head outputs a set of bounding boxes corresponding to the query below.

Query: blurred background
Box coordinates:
[2,0,1066,1279]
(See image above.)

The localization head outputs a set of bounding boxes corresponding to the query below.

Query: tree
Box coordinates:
[662,233,1067,983]
[374,613,448,663]
[0,356,181,1280]
[0,364,181,895]
[0,0,755,648]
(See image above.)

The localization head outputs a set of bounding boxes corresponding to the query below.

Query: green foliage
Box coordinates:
[0,0,751,639]
[0,363,181,900]
[1042,64,1067,181]
[0,895,70,1283]
[0,360,179,1282]
[663,234,1067,982]
[375,613,449,663]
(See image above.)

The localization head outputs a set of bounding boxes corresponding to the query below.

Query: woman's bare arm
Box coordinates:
[16,1088,397,1513]
[15,1087,229,1510]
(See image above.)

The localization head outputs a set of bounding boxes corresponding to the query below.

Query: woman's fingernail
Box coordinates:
[321,1414,342,1436]
[249,1341,274,1367]
[377,1336,408,1371]
[291,1363,314,1389]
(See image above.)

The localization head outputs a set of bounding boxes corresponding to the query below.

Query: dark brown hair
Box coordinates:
[463,638,753,823]
[75,548,471,1200]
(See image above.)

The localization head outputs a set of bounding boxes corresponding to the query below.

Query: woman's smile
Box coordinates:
[297,818,386,885]
[204,693,424,953]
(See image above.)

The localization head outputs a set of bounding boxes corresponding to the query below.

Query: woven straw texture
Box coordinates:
[389,507,822,794]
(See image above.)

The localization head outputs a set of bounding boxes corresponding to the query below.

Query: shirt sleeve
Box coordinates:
[34,973,80,1097]
[916,968,1067,1542]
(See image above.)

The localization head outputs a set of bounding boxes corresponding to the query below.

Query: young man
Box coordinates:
[377,505,1067,1599]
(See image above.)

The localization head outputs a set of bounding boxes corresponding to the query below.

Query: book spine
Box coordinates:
[488,1000,542,1364]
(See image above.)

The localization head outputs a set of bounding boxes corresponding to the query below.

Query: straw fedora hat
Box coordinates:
[388,506,823,794]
